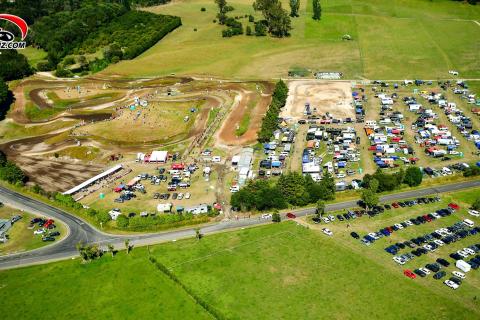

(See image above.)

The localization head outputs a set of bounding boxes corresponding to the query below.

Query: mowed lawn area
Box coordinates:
[104,0,480,79]
[1,187,480,319]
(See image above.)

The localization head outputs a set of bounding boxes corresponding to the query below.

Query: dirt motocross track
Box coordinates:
[217,82,273,146]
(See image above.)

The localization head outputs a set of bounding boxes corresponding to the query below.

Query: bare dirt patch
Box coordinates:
[282,81,354,120]
[15,156,104,191]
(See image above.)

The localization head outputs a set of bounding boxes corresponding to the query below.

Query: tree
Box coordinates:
[272,210,281,222]
[0,78,13,121]
[316,200,325,217]
[125,239,131,254]
[404,166,423,187]
[76,242,103,262]
[195,228,203,240]
[472,198,480,211]
[246,25,252,35]
[107,244,115,258]
[0,50,33,81]
[215,0,229,25]
[312,0,321,20]
[289,0,299,17]
[368,178,379,193]
[252,0,292,37]
[361,189,379,209]
[0,161,26,184]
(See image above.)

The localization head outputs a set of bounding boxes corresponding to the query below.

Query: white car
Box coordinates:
[177,193,184,200]
[393,256,406,265]
[336,173,346,179]
[457,250,469,258]
[394,223,403,230]
[448,70,459,76]
[419,267,431,275]
[185,192,191,199]
[444,280,459,290]
[449,150,459,155]
[33,229,45,235]
[433,240,445,247]
[230,185,240,193]
[405,220,413,226]
[328,215,335,221]
[212,156,221,163]
[423,244,434,252]
[468,210,480,217]
[452,271,466,279]
[464,248,476,255]
[322,217,330,223]
[432,212,441,219]
[368,232,379,240]
[322,228,333,236]
[261,213,272,219]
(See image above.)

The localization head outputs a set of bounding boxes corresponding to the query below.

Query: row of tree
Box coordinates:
[231,171,336,211]
[258,79,288,142]
[361,167,423,208]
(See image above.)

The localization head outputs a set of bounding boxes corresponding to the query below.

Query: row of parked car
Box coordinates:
[392,220,477,265]
[153,192,191,200]
[29,217,60,241]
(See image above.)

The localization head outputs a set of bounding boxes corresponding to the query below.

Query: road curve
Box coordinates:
[1,179,480,270]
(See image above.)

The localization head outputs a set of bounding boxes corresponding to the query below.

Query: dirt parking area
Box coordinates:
[282,81,354,120]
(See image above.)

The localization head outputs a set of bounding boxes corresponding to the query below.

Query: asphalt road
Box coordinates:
[1,179,480,270]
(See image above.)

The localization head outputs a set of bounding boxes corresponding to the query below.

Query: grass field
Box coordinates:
[2,188,480,319]
[79,101,203,144]
[103,0,480,79]
[0,206,66,256]
[0,248,211,320]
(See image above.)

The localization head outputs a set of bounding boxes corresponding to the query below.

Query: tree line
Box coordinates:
[258,79,288,142]
[231,171,336,211]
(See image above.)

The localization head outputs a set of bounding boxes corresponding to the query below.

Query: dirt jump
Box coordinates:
[282,80,354,120]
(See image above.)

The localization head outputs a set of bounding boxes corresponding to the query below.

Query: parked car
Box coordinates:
[322,228,333,236]
[42,236,55,242]
[433,271,446,280]
[403,269,416,279]
[444,280,459,289]
[34,229,45,235]
[350,232,359,239]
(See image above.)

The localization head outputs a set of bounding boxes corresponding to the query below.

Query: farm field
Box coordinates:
[0,206,66,256]
[103,0,480,79]
[1,187,480,319]
[0,248,211,320]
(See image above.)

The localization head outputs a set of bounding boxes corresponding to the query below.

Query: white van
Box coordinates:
[464,219,474,228]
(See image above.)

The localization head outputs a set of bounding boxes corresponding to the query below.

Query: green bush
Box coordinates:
[96,211,112,224]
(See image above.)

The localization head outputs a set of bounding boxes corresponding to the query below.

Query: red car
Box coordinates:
[404,269,416,279]
[392,202,400,208]
[286,213,296,219]
[448,203,460,211]
[44,219,54,228]
[387,226,394,233]
[423,215,432,222]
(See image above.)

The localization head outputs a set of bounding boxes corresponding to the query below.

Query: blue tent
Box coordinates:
[338,161,346,168]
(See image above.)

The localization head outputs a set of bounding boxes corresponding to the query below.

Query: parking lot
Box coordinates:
[306,187,480,292]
